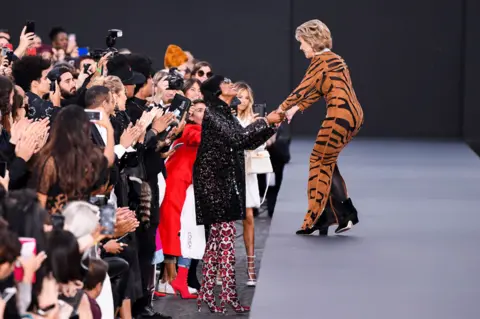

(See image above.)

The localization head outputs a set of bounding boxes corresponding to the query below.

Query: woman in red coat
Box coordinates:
[158,98,206,298]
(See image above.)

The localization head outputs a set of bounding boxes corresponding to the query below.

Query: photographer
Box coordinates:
[12,56,60,120]
[152,69,184,108]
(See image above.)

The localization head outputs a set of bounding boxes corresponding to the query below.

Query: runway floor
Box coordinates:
[251,138,480,319]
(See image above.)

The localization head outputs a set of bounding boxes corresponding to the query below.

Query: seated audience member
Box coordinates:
[84,259,109,319]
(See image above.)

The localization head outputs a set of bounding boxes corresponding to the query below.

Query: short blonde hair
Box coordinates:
[295,19,332,51]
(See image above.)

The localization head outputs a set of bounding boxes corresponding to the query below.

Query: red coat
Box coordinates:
[159,124,201,256]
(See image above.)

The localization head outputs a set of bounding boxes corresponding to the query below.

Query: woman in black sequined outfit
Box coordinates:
[193,75,284,314]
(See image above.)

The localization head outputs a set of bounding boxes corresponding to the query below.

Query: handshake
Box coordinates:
[265,110,286,126]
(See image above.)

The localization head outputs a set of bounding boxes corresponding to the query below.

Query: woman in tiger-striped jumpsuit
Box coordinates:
[279,19,364,235]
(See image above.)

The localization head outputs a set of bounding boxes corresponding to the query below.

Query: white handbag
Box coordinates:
[246,150,273,205]
[246,150,273,175]
[180,185,206,260]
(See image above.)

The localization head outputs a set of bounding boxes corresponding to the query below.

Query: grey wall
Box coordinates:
[0,0,472,140]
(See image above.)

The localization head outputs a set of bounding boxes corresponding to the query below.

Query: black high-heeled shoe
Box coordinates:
[334,198,359,234]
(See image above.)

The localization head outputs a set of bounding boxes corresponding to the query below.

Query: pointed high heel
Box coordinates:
[334,198,359,234]
[197,291,224,313]
[246,255,257,287]
[198,223,224,313]
[170,267,197,299]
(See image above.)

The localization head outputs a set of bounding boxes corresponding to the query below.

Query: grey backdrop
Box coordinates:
[1,0,477,147]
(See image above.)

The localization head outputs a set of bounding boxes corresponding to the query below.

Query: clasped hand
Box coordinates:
[265,110,286,126]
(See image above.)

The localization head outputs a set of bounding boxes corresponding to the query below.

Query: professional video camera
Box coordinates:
[166,68,184,90]
[90,29,123,61]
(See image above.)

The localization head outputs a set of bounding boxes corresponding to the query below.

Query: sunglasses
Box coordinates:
[196,70,213,78]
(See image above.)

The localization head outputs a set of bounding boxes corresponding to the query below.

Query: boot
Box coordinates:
[334,198,359,234]
[197,225,223,313]
[219,222,250,313]
[170,266,197,299]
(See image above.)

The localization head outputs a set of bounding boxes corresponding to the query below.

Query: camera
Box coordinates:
[167,68,184,90]
[90,29,123,62]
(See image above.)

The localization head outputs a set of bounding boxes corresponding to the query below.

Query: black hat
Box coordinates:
[126,54,154,79]
[107,55,145,85]
[200,74,225,101]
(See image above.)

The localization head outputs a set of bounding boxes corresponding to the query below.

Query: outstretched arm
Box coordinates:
[279,57,325,112]
[204,110,275,150]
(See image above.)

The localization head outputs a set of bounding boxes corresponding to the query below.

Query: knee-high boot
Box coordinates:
[219,222,250,314]
[197,224,223,313]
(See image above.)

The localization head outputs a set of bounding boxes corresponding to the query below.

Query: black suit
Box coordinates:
[126,97,166,313]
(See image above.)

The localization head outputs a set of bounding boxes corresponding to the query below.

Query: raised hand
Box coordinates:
[152,112,176,134]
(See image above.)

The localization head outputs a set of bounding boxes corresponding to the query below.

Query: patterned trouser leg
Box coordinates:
[199,223,220,306]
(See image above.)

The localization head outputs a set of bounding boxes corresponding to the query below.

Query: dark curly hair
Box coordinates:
[12,56,51,92]
[0,76,13,131]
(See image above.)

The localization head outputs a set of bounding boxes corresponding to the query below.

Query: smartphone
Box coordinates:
[167,94,192,122]
[1,287,17,303]
[173,142,184,150]
[1,47,8,57]
[89,195,107,207]
[0,161,7,178]
[253,103,267,117]
[78,47,89,57]
[99,204,116,235]
[85,110,102,121]
[14,238,36,283]
[25,20,35,34]
[51,213,65,230]
[83,63,91,74]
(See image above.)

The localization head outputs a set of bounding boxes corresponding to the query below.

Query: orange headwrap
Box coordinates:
[164,44,188,69]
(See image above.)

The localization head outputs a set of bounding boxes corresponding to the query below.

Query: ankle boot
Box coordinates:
[334,197,359,234]
[170,266,197,299]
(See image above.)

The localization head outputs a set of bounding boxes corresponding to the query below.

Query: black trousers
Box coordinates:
[133,177,159,312]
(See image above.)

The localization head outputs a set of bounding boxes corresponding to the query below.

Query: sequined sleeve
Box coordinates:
[204,109,275,151]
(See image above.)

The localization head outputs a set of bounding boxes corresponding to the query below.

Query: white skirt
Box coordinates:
[245,172,260,208]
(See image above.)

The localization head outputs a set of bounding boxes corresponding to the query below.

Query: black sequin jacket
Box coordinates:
[193,99,276,225]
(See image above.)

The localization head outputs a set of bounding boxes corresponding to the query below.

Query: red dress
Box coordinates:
[159,124,201,256]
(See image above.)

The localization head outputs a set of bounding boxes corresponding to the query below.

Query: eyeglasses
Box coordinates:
[196,70,213,78]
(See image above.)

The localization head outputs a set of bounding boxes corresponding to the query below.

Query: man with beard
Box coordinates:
[54,67,77,106]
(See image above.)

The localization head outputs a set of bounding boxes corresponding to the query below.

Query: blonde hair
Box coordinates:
[89,76,124,95]
[233,82,255,122]
[295,19,332,51]
[153,70,169,104]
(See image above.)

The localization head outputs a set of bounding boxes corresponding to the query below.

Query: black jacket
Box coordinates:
[193,99,275,225]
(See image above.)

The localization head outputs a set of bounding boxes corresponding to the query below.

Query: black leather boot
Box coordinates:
[334,198,359,234]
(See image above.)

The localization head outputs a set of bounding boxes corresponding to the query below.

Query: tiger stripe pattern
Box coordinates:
[280,51,364,230]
